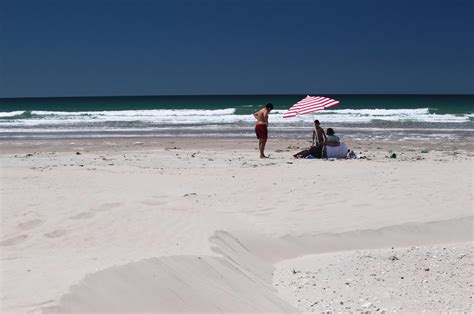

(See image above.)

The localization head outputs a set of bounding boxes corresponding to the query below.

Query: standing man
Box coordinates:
[253,103,273,158]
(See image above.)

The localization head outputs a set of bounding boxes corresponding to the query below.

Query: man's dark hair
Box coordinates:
[327,128,335,136]
[266,103,274,110]
[314,120,320,124]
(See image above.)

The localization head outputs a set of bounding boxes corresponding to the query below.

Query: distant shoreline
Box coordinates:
[1,135,473,155]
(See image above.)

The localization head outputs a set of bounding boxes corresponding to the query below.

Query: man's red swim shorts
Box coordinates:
[255,124,268,140]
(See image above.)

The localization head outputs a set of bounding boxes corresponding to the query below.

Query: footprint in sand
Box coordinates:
[44,230,68,238]
[141,200,166,206]
[69,212,95,220]
[92,202,122,212]
[353,203,372,208]
[0,234,29,246]
[18,219,44,230]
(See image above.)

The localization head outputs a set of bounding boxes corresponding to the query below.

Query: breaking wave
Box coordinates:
[0,108,471,128]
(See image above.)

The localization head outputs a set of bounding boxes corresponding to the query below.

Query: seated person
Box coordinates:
[323,128,349,158]
[294,128,347,159]
[323,128,340,147]
[293,120,326,159]
[312,120,326,146]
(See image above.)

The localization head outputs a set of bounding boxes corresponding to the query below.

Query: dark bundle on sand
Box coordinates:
[293,145,323,159]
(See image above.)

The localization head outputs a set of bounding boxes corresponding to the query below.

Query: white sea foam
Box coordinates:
[0,111,28,117]
[31,108,237,117]
[0,108,471,129]
[272,108,470,123]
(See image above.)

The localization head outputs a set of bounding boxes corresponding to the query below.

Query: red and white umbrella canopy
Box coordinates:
[283,95,340,118]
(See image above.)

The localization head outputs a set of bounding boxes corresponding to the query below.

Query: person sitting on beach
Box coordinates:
[323,128,340,147]
[323,128,351,159]
[312,120,326,147]
[294,128,349,159]
[293,120,326,159]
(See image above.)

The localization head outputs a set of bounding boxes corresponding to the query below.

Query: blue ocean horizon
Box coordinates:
[0,94,473,141]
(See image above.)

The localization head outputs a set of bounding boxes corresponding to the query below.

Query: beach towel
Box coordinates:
[326,143,349,159]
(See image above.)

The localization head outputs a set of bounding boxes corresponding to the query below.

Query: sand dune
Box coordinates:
[44,255,295,313]
[44,229,296,312]
[45,217,472,312]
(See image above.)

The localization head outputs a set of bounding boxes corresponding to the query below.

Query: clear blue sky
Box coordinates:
[1,0,473,97]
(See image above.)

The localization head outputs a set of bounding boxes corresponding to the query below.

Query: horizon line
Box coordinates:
[1,93,474,100]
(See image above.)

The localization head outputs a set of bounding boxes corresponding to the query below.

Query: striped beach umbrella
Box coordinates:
[283,95,340,118]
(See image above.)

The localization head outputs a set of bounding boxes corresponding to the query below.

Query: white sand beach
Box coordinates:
[0,137,472,312]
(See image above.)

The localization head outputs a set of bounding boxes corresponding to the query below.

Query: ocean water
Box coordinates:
[0,95,473,141]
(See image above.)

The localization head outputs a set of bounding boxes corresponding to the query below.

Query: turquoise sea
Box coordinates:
[0,94,473,141]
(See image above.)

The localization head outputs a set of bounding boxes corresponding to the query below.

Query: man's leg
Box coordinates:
[259,139,267,158]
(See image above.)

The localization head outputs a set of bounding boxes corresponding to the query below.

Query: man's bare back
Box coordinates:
[253,108,269,126]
